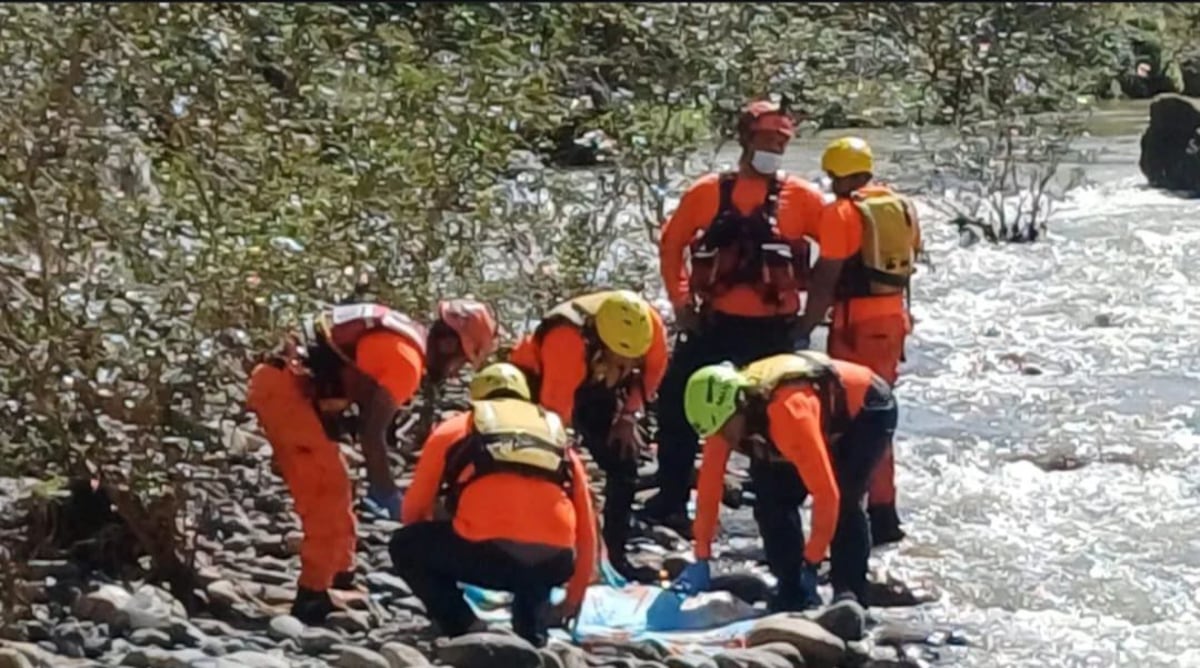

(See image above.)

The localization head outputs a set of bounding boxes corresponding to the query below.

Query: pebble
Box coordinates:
[713,649,794,668]
[379,642,431,667]
[267,616,304,642]
[222,650,293,668]
[326,611,372,634]
[50,621,87,658]
[204,581,241,609]
[814,599,867,641]
[130,628,174,649]
[664,656,717,668]
[298,627,341,655]
[746,615,846,668]
[437,632,542,668]
[337,646,391,668]
[73,585,132,626]
[0,649,32,668]
[365,572,412,597]
[748,642,805,668]
[123,585,188,631]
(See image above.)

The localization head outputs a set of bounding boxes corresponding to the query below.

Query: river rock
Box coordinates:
[223,651,291,668]
[814,599,867,641]
[326,611,371,634]
[298,627,341,654]
[74,585,133,626]
[366,573,412,597]
[0,649,32,668]
[379,642,430,667]
[130,628,174,649]
[1139,93,1200,194]
[267,616,304,642]
[746,615,845,667]
[539,648,565,668]
[713,649,795,668]
[337,646,391,668]
[437,632,541,668]
[664,656,718,668]
[749,642,805,667]
[123,585,188,631]
[548,641,589,668]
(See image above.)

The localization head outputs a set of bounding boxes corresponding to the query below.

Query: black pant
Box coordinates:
[573,384,637,569]
[652,313,796,518]
[389,522,574,646]
[752,376,896,603]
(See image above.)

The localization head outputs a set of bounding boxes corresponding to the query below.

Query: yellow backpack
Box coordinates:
[851,190,921,296]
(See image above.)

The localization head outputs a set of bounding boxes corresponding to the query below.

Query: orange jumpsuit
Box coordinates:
[816,184,919,507]
[246,332,424,592]
[401,412,599,608]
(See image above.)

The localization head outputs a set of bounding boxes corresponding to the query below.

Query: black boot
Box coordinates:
[291,587,335,625]
[868,504,907,547]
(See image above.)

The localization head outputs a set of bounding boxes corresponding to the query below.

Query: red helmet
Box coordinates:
[737,100,795,139]
[437,299,498,369]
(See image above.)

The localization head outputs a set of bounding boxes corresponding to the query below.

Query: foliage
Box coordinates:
[0,2,1179,607]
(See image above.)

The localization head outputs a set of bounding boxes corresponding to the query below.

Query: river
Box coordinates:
[730,101,1200,667]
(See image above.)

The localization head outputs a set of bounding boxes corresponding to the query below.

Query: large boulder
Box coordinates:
[1139,94,1200,194]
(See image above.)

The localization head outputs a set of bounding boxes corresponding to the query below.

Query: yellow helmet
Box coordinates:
[821,137,874,178]
[594,290,655,358]
[468,362,532,401]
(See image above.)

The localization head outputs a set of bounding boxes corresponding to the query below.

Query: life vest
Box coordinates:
[688,172,812,305]
[299,303,428,414]
[442,398,573,508]
[836,187,921,299]
[738,352,850,462]
[527,291,645,398]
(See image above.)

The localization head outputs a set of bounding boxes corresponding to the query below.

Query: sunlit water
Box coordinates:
[640,104,1200,666]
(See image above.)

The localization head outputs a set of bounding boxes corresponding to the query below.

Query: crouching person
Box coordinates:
[673,352,895,608]
[390,363,598,646]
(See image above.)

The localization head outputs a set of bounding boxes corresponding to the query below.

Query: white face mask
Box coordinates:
[751,150,784,175]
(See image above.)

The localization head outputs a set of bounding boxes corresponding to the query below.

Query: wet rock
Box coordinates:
[366,573,412,597]
[337,646,391,668]
[1140,93,1200,194]
[299,627,341,654]
[222,651,292,668]
[74,585,132,626]
[0,648,32,668]
[380,642,431,667]
[326,611,371,634]
[664,656,717,668]
[437,632,541,668]
[814,599,866,641]
[714,649,794,668]
[130,628,174,649]
[747,615,845,667]
[749,642,805,667]
[267,616,304,642]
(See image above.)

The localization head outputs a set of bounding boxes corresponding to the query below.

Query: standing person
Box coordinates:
[648,99,826,531]
[671,352,895,609]
[509,290,668,583]
[246,300,498,624]
[391,363,598,647]
[793,136,922,546]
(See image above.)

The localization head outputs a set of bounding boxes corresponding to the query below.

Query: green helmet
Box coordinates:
[684,363,750,438]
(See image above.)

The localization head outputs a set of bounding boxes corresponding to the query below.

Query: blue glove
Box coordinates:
[364,487,402,520]
[798,561,823,609]
[670,560,711,595]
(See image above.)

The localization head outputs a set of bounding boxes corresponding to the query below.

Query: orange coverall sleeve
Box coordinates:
[355,332,426,406]
[623,309,669,414]
[536,326,589,426]
[659,175,718,308]
[768,388,841,565]
[400,412,470,526]
[565,448,598,606]
[692,434,733,560]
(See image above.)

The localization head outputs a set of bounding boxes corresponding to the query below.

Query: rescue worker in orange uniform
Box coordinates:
[649,99,826,531]
[246,300,498,624]
[670,353,896,609]
[509,290,667,583]
[391,363,598,647]
[794,137,922,546]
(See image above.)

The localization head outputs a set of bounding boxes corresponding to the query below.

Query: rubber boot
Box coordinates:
[868,504,907,547]
[291,587,335,625]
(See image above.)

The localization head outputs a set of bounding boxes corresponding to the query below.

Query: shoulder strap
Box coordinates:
[763,171,784,231]
[717,172,738,217]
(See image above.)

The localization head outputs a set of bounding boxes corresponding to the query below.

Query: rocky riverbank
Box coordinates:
[0,423,960,668]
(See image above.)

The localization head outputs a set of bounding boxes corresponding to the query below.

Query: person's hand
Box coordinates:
[798,560,823,610]
[669,560,711,595]
[547,598,582,629]
[608,413,646,461]
[364,486,402,520]
[673,303,700,333]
